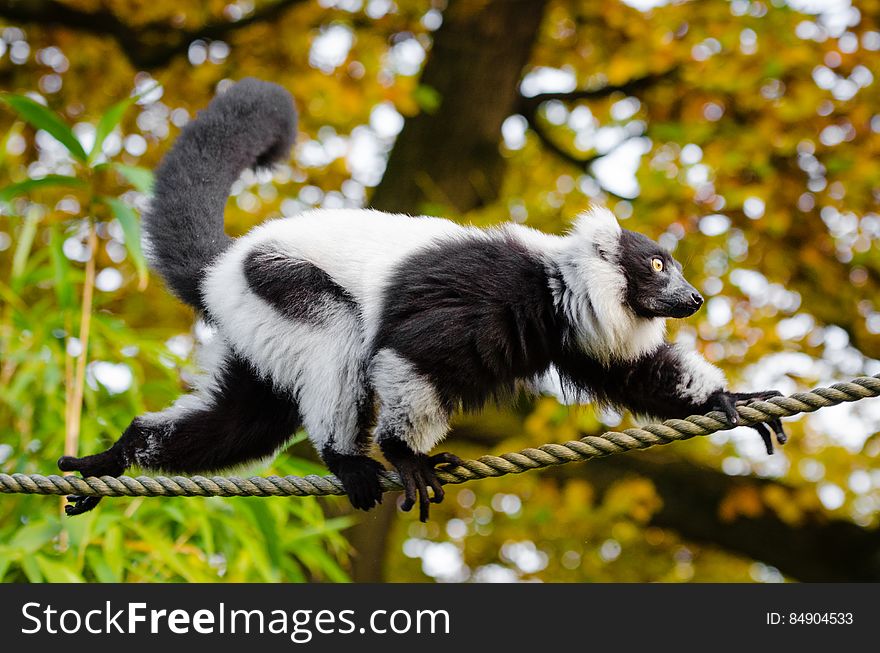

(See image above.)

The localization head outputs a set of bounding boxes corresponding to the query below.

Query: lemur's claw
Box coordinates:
[429,452,464,469]
[391,450,457,522]
[726,390,787,454]
[752,423,775,455]
[63,494,102,516]
[708,390,787,455]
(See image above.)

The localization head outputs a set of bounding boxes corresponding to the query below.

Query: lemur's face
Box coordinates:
[616,229,704,319]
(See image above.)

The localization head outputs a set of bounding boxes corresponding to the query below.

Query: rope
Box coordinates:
[2,375,878,499]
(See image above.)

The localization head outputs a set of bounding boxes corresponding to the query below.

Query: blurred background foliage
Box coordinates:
[0,0,878,582]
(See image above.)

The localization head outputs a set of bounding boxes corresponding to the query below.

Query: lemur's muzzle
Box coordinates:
[656,273,704,318]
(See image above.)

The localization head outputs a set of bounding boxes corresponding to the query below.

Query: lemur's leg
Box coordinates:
[298,363,385,512]
[370,348,463,522]
[58,350,301,516]
[229,245,386,511]
[557,343,787,455]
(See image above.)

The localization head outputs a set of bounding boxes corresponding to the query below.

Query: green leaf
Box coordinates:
[49,227,74,309]
[112,163,154,194]
[0,121,23,167]
[9,520,60,554]
[102,196,148,289]
[36,555,85,583]
[103,524,124,580]
[90,82,159,163]
[86,549,118,583]
[0,550,11,581]
[21,556,43,583]
[0,175,86,204]
[90,98,135,163]
[413,85,442,114]
[11,207,41,288]
[0,93,88,162]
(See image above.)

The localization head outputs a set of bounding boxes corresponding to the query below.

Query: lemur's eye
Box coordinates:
[651,257,664,272]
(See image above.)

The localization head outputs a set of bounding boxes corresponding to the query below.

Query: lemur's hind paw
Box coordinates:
[64,495,102,516]
[387,449,463,523]
[324,453,386,511]
[57,451,125,517]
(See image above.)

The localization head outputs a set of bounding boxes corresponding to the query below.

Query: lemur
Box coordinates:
[59,78,786,521]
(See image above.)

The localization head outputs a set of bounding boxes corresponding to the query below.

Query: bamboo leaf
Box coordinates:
[36,555,85,583]
[101,196,148,289]
[49,227,74,309]
[0,550,12,581]
[9,520,60,554]
[103,524,124,580]
[0,121,23,167]
[86,550,117,583]
[112,163,154,194]
[11,207,41,289]
[90,98,135,163]
[0,175,86,204]
[0,93,88,162]
[21,556,43,583]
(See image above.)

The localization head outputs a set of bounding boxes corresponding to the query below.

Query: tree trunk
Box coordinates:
[370,0,547,215]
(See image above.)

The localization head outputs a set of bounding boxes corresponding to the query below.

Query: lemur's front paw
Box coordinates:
[57,451,125,517]
[324,452,386,511]
[382,442,462,522]
[707,390,786,455]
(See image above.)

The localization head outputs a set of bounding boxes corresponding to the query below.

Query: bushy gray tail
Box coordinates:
[143,78,297,311]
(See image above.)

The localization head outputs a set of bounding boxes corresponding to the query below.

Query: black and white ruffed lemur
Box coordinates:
[59,78,786,521]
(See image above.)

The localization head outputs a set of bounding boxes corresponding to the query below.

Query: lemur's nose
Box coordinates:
[691,292,704,307]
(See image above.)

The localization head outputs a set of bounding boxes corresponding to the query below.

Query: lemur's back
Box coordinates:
[205,208,480,336]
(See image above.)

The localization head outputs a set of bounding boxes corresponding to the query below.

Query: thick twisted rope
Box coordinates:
[2,375,878,499]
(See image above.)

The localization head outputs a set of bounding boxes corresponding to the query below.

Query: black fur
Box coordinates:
[144,78,297,312]
[375,233,561,411]
[244,244,356,325]
[59,355,301,514]
[557,342,710,418]
[616,229,703,318]
[321,447,385,511]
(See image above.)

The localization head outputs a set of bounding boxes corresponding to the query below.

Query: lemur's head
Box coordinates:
[571,207,703,320]
[616,228,703,319]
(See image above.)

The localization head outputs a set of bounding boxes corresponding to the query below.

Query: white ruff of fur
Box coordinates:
[674,346,726,403]
[549,207,666,363]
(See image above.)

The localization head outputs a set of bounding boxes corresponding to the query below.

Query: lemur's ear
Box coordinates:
[572,207,621,252]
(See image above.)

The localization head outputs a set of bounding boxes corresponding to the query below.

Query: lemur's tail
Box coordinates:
[143,78,297,312]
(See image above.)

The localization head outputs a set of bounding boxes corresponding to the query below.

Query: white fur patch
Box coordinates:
[674,347,726,403]
[219,209,480,345]
[370,349,450,454]
[545,207,666,363]
[203,237,370,455]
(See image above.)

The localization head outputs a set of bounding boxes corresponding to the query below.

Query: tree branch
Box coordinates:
[515,70,674,199]
[516,69,678,118]
[0,0,308,69]
[522,110,636,200]
[522,110,605,171]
